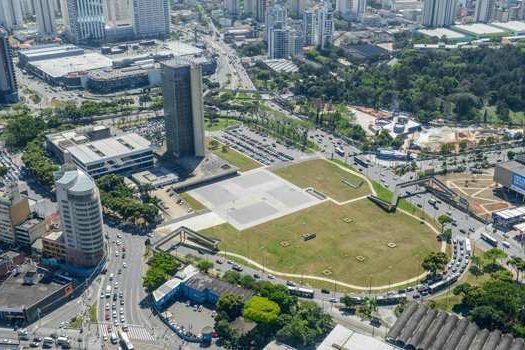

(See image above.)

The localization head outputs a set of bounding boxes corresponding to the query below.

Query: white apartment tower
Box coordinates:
[268,27,290,58]
[474,0,495,23]
[132,0,169,38]
[35,0,57,36]
[302,8,319,46]
[0,0,24,31]
[0,182,30,245]
[55,166,105,267]
[336,0,367,20]
[61,0,106,42]
[318,1,334,49]
[244,0,256,15]
[422,0,456,27]
[266,3,287,39]
[105,0,133,27]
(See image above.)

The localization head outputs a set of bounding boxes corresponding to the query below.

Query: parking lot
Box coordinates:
[121,117,165,147]
[163,300,216,342]
[216,126,308,166]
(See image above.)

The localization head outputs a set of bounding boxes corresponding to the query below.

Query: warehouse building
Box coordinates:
[494,160,525,198]
[46,126,154,177]
[492,206,525,231]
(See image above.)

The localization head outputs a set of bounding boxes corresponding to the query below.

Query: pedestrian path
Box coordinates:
[99,323,155,342]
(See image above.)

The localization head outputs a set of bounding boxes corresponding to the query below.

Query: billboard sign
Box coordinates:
[511,173,525,195]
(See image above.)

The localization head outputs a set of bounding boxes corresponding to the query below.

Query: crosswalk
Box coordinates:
[99,323,155,342]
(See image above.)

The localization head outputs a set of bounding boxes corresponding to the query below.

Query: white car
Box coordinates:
[122,262,127,268]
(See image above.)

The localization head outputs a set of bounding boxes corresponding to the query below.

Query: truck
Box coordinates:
[105,285,112,298]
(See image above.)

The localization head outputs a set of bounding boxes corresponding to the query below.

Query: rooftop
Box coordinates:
[387,302,525,350]
[30,52,112,78]
[453,23,507,36]
[66,133,152,165]
[43,231,64,242]
[16,217,44,231]
[263,59,299,73]
[164,41,204,57]
[493,206,525,220]
[0,266,67,311]
[20,44,84,60]
[318,324,399,350]
[185,273,255,301]
[418,27,467,39]
[497,160,525,176]
[491,21,525,33]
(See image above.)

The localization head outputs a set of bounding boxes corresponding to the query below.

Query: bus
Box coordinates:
[335,147,345,156]
[118,330,134,350]
[287,286,315,299]
[465,239,472,255]
[480,232,498,247]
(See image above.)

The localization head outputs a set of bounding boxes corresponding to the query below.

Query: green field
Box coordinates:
[273,159,370,202]
[208,139,261,172]
[203,199,439,287]
[205,118,240,132]
[179,192,206,211]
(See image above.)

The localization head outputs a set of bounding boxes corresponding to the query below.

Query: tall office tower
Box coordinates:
[287,0,303,16]
[55,165,105,267]
[303,8,319,46]
[0,0,24,30]
[20,0,34,17]
[336,0,367,20]
[35,0,56,36]
[256,0,269,22]
[318,1,334,49]
[0,28,18,104]
[105,0,132,26]
[224,0,240,16]
[289,28,303,57]
[474,0,495,22]
[132,0,169,38]
[244,0,256,15]
[161,59,206,160]
[0,182,30,244]
[422,0,456,27]
[61,0,106,43]
[265,3,287,39]
[268,26,290,58]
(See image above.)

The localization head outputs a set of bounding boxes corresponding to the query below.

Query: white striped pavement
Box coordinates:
[99,323,155,343]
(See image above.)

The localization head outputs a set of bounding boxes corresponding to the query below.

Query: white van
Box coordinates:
[43,337,54,345]
[109,273,114,281]
[502,241,511,248]
[57,336,69,345]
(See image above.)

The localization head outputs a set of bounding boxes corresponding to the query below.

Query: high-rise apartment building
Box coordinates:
[266,3,287,39]
[422,0,456,27]
[256,0,269,22]
[224,0,240,16]
[61,0,106,43]
[0,0,24,31]
[303,8,319,46]
[20,0,34,17]
[132,0,169,38]
[474,0,495,22]
[289,28,303,57]
[105,0,133,27]
[162,59,206,160]
[336,0,367,20]
[244,0,256,15]
[268,27,290,58]
[35,0,57,36]
[318,1,334,49]
[0,28,18,104]
[55,166,105,267]
[0,182,30,245]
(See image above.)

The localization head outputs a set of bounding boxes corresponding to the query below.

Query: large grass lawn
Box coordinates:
[208,139,261,172]
[203,199,439,287]
[273,159,371,202]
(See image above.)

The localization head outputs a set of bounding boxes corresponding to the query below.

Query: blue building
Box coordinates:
[152,269,254,310]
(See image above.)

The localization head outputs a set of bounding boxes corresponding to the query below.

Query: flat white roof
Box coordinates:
[68,133,151,165]
[318,325,399,350]
[418,28,466,39]
[164,41,203,56]
[493,206,525,220]
[453,23,507,36]
[491,21,525,33]
[513,222,525,232]
[30,52,112,78]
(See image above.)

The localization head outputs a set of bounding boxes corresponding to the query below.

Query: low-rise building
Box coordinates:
[15,216,46,247]
[41,231,66,262]
[0,183,31,245]
[46,127,154,177]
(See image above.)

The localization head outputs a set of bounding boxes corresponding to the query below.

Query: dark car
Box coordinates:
[321,289,330,294]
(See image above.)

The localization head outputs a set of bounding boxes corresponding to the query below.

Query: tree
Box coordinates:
[452,282,472,296]
[196,260,213,273]
[257,282,297,314]
[243,296,281,324]
[421,252,448,276]
[217,293,244,321]
[483,248,507,270]
[222,270,241,285]
[469,306,505,330]
[340,295,359,310]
